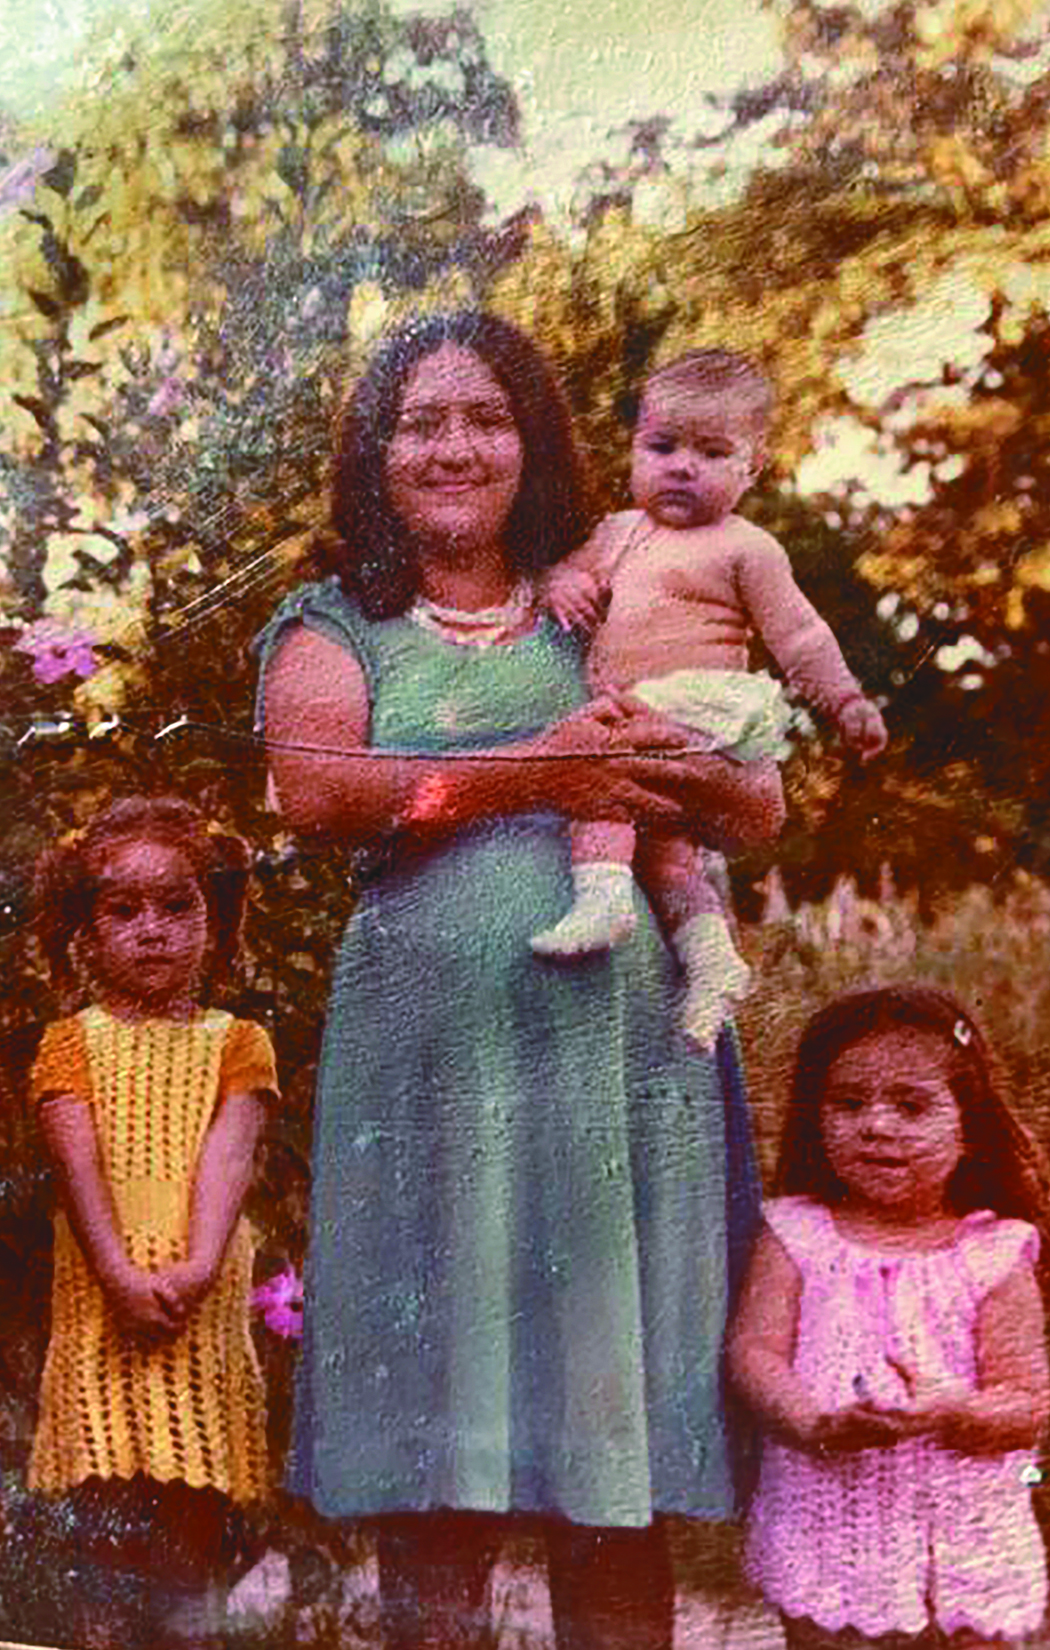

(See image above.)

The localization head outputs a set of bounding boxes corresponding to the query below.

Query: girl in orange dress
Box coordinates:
[29,796,278,1642]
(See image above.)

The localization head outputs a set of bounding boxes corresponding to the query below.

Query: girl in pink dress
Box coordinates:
[730,984,1050,1649]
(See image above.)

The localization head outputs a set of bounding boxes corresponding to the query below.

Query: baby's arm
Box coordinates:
[543,515,623,632]
[152,1088,266,1323]
[882,1259,1050,1454]
[734,529,887,760]
[40,1094,181,1336]
[729,1224,918,1452]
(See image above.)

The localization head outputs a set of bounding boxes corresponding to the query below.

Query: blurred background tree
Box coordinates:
[491,0,1050,902]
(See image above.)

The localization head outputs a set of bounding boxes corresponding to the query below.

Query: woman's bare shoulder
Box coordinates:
[264,625,369,737]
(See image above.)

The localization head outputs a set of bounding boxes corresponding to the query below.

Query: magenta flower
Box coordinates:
[0,147,55,213]
[15,620,98,685]
[252,1266,303,1339]
[147,374,185,417]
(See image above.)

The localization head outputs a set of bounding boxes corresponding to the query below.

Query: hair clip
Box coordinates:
[60,826,86,849]
[205,820,227,837]
[953,1019,973,1047]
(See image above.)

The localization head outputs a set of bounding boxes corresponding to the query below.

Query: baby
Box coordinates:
[534,349,887,1044]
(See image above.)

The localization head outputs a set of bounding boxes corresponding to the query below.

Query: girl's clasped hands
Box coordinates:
[106,1255,216,1340]
[806,1359,972,1454]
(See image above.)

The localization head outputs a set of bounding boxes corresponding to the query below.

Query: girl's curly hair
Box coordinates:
[35,796,251,1003]
[777,983,1050,1266]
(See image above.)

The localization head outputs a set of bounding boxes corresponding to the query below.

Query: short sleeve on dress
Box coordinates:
[31,1018,92,1106]
[762,1196,827,1272]
[220,1020,280,1101]
[957,1212,1040,1301]
[252,577,380,734]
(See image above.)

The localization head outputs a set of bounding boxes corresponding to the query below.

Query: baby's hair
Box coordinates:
[777,984,1050,1239]
[35,796,251,1001]
[643,349,774,440]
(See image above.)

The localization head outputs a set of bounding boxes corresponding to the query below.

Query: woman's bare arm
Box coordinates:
[263,627,701,843]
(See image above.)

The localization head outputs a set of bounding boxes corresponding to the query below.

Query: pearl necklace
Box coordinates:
[408,582,535,649]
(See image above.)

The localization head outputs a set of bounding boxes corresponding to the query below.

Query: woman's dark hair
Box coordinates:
[315,310,593,618]
[35,796,251,1003]
[777,984,1050,1239]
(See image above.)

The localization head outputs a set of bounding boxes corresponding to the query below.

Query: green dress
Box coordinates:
[255,578,759,1526]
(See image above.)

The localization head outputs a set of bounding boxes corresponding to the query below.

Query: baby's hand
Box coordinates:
[152,1258,214,1324]
[838,697,888,762]
[544,565,608,633]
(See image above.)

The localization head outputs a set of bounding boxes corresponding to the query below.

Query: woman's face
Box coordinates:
[385,344,524,558]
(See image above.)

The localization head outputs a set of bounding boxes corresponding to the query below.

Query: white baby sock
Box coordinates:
[531,861,638,956]
[674,912,751,1048]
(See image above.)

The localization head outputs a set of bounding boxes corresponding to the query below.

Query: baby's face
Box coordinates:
[630,389,760,529]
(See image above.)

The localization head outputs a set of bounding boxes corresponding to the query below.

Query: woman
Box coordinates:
[255,311,776,1650]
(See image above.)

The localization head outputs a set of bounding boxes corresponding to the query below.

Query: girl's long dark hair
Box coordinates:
[777,984,1050,1245]
[314,310,593,618]
[35,796,251,1004]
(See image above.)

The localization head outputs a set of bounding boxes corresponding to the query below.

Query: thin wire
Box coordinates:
[10,709,758,763]
[157,719,745,760]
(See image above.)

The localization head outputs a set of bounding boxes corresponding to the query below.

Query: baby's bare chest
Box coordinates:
[605,538,741,625]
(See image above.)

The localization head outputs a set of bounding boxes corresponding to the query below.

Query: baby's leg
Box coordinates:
[531,819,639,956]
[636,832,750,1049]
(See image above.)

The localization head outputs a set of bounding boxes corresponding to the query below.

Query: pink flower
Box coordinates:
[0,147,55,213]
[252,1266,303,1339]
[147,374,184,417]
[15,620,98,685]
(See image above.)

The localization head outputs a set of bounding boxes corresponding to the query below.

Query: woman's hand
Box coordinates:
[535,695,785,845]
[534,696,693,827]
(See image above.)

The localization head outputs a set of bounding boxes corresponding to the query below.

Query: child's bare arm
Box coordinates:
[152,1089,266,1321]
[728,1226,817,1445]
[40,1094,180,1336]
[729,1225,914,1452]
[883,1260,1050,1454]
[734,528,887,760]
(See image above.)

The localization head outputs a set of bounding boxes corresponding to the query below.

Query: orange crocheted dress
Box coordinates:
[29,1006,278,1502]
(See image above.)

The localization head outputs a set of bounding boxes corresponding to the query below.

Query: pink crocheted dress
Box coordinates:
[745,1196,1047,1641]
